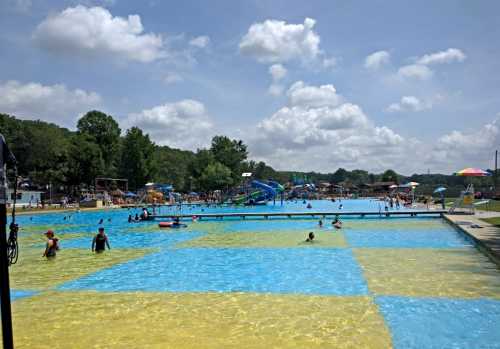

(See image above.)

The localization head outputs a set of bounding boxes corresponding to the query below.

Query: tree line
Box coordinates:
[0,111,495,197]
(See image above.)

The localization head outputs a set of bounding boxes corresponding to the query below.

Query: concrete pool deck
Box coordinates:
[445,210,500,265]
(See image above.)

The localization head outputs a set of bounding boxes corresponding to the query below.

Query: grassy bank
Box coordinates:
[480,217,500,227]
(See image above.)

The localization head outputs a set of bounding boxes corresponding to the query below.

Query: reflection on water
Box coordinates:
[8,201,500,348]
[13,292,392,349]
[179,230,347,248]
[10,248,154,290]
[355,248,500,298]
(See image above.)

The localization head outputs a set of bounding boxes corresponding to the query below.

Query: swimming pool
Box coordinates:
[8,200,500,348]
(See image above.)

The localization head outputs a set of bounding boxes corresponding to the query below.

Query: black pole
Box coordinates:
[0,203,14,349]
[495,150,498,193]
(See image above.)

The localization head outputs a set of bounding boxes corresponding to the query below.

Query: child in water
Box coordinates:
[43,230,59,258]
[305,232,315,242]
[333,216,342,229]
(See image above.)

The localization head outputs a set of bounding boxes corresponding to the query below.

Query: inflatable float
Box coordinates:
[159,221,187,228]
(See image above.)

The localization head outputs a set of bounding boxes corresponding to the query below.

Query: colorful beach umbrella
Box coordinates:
[433,186,447,194]
[401,182,419,188]
[454,168,491,177]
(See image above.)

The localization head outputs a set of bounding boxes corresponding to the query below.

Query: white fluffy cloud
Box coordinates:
[428,118,499,172]
[189,35,210,49]
[397,48,465,81]
[386,96,431,112]
[397,64,433,80]
[269,64,287,81]
[267,64,287,96]
[364,50,390,70]
[248,81,415,172]
[33,5,165,63]
[416,48,466,65]
[125,99,213,150]
[287,81,342,108]
[0,80,101,127]
[239,18,320,63]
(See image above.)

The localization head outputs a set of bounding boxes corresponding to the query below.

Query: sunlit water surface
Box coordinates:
[7,199,500,349]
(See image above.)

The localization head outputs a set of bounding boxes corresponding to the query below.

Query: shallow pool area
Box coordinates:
[7,199,500,348]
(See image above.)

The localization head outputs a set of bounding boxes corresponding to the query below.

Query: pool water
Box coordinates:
[7,199,500,348]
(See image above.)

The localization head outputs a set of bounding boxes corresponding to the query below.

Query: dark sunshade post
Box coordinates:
[0,133,15,349]
[0,204,13,349]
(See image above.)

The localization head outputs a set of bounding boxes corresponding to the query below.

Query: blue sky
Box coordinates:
[0,0,499,174]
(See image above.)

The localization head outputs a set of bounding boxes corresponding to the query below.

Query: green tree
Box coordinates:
[381,169,399,183]
[77,110,121,176]
[0,114,71,186]
[331,168,348,183]
[66,134,104,190]
[210,136,248,182]
[153,145,196,191]
[188,149,215,180]
[198,162,233,191]
[119,127,156,190]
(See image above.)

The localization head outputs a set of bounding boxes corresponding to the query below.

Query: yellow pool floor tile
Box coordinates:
[354,248,500,299]
[10,248,155,290]
[18,232,93,247]
[19,223,88,234]
[12,291,392,349]
[177,230,347,248]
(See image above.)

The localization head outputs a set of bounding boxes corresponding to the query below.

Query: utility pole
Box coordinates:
[495,150,498,195]
[1,133,15,349]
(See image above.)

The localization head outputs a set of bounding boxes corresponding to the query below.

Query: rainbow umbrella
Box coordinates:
[454,168,491,177]
[401,182,419,187]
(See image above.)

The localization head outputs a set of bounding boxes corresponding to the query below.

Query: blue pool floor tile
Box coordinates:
[60,232,202,249]
[60,248,369,296]
[376,296,500,349]
[11,290,37,301]
[345,229,472,248]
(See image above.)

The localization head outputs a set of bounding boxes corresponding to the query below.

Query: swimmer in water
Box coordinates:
[307,203,312,209]
[305,232,315,242]
[338,204,343,210]
[318,219,323,227]
[43,230,59,258]
[98,218,103,225]
[92,227,111,253]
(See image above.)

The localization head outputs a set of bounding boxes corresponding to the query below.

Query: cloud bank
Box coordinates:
[0,80,101,127]
[33,5,165,63]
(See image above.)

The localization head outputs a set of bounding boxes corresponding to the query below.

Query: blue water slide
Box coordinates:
[251,180,277,200]
[267,180,285,192]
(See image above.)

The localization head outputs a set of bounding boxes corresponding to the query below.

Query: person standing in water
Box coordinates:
[43,230,59,258]
[92,227,111,253]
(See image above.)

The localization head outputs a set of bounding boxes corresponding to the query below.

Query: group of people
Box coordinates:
[43,226,111,259]
[127,207,153,223]
[317,216,342,229]
[306,216,343,243]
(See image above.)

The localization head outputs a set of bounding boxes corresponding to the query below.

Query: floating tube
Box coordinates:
[159,221,187,228]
